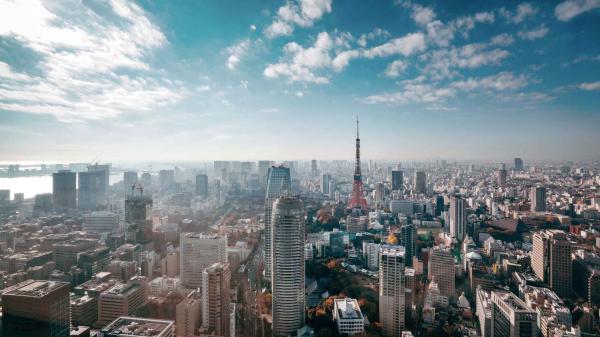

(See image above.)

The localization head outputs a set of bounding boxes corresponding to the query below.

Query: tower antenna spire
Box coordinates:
[356,115,359,139]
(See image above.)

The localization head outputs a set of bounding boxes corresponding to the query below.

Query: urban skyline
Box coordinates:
[0,0,599,162]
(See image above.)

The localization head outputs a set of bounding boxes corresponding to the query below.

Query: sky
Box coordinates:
[0,0,599,163]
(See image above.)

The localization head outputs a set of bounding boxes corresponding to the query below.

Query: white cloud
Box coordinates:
[411,5,436,26]
[264,0,332,38]
[364,72,530,107]
[363,33,426,58]
[518,25,549,40]
[0,0,182,122]
[250,24,257,31]
[264,32,332,83]
[450,72,528,91]
[357,28,391,47]
[513,3,538,23]
[424,12,495,47]
[578,81,600,90]
[490,33,515,46]
[555,0,600,21]
[384,60,408,78]
[264,20,294,38]
[423,43,510,79]
[226,40,251,70]
[364,83,455,105]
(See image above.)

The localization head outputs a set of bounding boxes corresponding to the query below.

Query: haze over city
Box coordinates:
[0,0,599,162]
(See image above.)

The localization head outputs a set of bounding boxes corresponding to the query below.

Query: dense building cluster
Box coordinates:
[1,128,600,337]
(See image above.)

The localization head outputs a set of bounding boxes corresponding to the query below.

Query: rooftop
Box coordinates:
[101,317,174,337]
[3,279,68,298]
[334,298,364,320]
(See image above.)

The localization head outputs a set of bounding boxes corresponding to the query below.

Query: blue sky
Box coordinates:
[0,0,599,163]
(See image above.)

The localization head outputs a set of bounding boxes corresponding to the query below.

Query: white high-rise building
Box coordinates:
[363,242,380,270]
[180,233,227,289]
[379,245,405,337]
[428,246,455,299]
[491,291,537,337]
[83,211,120,233]
[333,298,365,335]
[271,197,305,337]
[264,166,291,283]
[449,195,466,242]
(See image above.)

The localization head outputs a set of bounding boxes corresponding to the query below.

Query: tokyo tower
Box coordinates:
[348,118,369,212]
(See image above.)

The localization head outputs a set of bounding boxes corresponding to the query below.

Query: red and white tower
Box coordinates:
[348,118,369,212]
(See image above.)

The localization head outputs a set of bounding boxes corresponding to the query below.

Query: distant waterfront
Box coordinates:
[0,174,123,199]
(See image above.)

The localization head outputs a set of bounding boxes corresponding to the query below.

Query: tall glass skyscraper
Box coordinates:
[264,166,291,283]
[271,197,305,337]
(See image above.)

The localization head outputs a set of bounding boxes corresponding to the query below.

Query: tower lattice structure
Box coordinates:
[348,119,369,212]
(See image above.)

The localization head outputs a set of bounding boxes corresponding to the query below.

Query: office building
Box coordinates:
[311,159,318,176]
[159,169,175,189]
[392,170,403,190]
[428,246,455,299]
[333,298,365,335]
[414,171,426,194]
[572,250,600,306]
[79,169,108,211]
[78,247,111,280]
[497,169,507,187]
[202,262,231,337]
[196,174,208,198]
[53,169,77,211]
[272,197,305,337]
[321,174,331,195]
[125,194,153,245]
[71,293,98,327]
[363,242,380,270]
[176,291,202,337]
[140,172,152,187]
[180,233,227,289]
[0,189,9,205]
[98,278,147,327]
[123,171,138,194]
[532,230,572,298]
[435,195,445,217]
[400,224,416,268]
[379,245,405,337]
[83,211,120,233]
[1,280,70,337]
[53,239,97,272]
[530,186,546,212]
[258,160,272,187]
[491,291,537,337]
[476,287,492,337]
[514,158,524,171]
[99,317,174,337]
[33,193,53,216]
[264,166,291,283]
[449,195,466,242]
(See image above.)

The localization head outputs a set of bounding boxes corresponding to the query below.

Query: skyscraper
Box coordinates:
[450,195,466,242]
[125,192,153,246]
[392,170,403,191]
[196,174,209,198]
[400,224,416,268]
[271,197,305,337]
[78,169,107,211]
[530,186,546,212]
[491,291,537,337]
[514,158,524,171]
[414,171,426,194]
[52,169,76,212]
[2,280,70,337]
[123,171,138,194]
[496,169,507,187]
[321,173,331,195]
[435,195,445,217]
[311,159,318,177]
[264,166,291,283]
[348,119,369,212]
[159,169,175,189]
[202,262,231,337]
[379,245,405,337]
[258,160,272,187]
[180,233,227,289]
[532,230,572,298]
[428,246,455,299]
